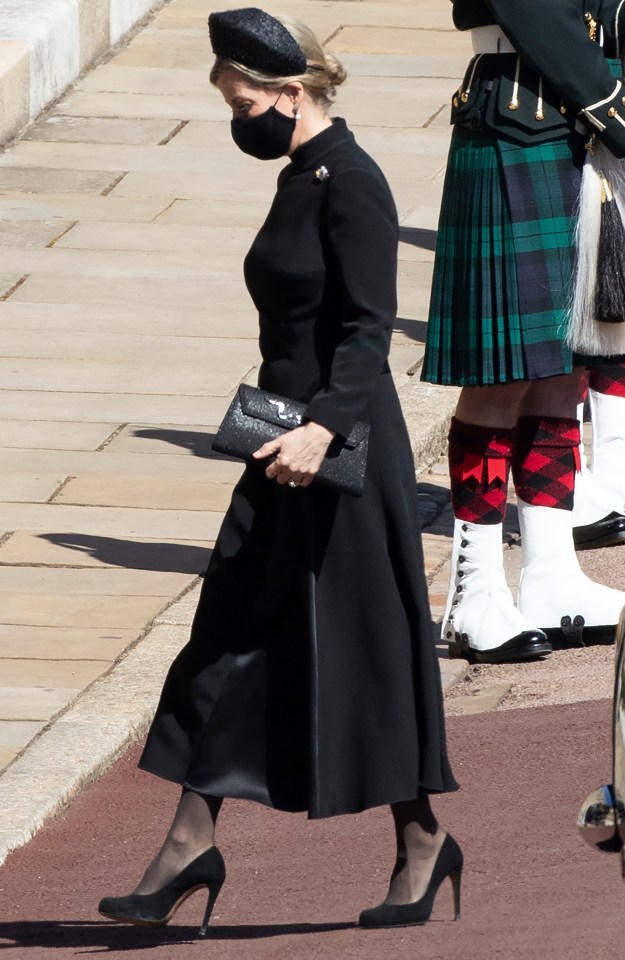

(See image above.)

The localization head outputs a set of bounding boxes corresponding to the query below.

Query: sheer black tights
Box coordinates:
[384,796,445,905]
[133,789,222,895]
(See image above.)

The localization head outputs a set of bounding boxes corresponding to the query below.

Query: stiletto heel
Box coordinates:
[358,833,463,929]
[450,866,462,920]
[198,878,225,936]
[98,846,225,934]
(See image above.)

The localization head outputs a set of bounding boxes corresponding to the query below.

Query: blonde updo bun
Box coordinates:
[210,13,347,109]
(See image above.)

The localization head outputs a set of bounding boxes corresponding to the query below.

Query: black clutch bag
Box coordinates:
[213,384,370,496]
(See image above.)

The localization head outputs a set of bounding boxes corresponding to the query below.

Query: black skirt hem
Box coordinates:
[138,758,459,820]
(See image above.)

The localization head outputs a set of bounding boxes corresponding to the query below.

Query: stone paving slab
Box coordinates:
[77,64,217,97]
[0,475,65,503]
[0,448,244,482]
[0,220,75,248]
[23,116,183,145]
[0,566,192,597]
[153,195,275,227]
[335,78,452,128]
[53,222,257,254]
[0,329,256,361]
[0,721,45,767]
[0,687,82,723]
[58,89,228,122]
[108,168,283,201]
[0,420,117,450]
[0,355,258,396]
[0,140,282,179]
[0,593,170,628]
[0,168,124,195]
[0,625,141,661]
[330,25,467,56]
[0,300,255,337]
[0,274,26,299]
[340,52,468,78]
[55,475,234,512]
[9,275,249,309]
[0,246,272,282]
[0,192,171,223]
[110,33,213,69]
[0,389,234,426]
[1,659,113,690]
[0,503,225,541]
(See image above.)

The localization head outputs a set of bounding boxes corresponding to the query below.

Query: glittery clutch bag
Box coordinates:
[213,384,370,496]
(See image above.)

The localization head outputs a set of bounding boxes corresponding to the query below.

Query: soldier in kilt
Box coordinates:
[423,0,625,663]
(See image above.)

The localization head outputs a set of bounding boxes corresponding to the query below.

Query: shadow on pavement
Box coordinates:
[399,226,437,251]
[131,428,238,460]
[417,481,451,529]
[38,534,211,575]
[0,919,357,951]
[393,316,428,343]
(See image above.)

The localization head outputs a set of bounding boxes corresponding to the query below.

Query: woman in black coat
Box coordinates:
[98,7,460,933]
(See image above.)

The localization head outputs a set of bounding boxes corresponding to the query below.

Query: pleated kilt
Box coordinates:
[422,125,589,386]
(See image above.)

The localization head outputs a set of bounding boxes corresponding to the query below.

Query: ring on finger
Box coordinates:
[288,479,299,489]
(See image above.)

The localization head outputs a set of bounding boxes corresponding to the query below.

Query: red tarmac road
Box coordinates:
[0,699,622,960]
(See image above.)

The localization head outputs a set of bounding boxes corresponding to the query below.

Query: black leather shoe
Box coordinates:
[573,512,625,551]
[543,615,616,648]
[448,630,552,664]
[359,833,463,928]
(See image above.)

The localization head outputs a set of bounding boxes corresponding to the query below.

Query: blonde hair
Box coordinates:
[210,14,347,108]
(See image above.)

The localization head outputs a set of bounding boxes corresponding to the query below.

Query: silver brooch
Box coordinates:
[314,165,329,182]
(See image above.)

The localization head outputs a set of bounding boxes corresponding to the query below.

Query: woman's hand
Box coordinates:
[252,421,336,487]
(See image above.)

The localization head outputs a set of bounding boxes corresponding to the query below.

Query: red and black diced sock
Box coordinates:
[512,416,580,511]
[589,363,625,398]
[577,370,589,405]
[448,417,515,525]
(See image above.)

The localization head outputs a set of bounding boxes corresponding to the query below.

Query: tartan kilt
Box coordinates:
[422,125,590,386]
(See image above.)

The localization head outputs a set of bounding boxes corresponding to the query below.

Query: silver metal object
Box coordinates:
[578,606,625,868]
[267,397,302,425]
[288,480,299,488]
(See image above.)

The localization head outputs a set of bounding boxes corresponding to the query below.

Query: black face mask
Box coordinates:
[231,94,296,160]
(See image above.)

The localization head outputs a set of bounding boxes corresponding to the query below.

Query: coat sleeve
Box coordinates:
[485,0,625,156]
[302,167,398,440]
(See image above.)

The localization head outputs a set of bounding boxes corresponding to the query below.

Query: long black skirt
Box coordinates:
[139,374,458,819]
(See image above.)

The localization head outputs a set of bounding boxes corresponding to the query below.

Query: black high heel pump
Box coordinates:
[358,833,463,929]
[98,846,226,936]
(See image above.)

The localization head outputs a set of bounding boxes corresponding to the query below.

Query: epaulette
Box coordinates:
[580,80,625,155]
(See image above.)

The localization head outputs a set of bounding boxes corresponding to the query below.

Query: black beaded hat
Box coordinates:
[208,7,307,76]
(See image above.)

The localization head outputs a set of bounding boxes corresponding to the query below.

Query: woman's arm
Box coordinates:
[302,165,399,439]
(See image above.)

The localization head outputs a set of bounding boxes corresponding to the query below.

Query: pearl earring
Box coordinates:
[293,103,302,121]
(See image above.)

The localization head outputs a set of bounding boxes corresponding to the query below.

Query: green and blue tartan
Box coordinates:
[422,126,586,386]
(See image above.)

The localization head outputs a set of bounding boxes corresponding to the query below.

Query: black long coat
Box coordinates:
[139,119,457,818]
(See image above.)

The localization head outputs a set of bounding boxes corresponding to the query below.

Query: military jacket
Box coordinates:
[451,0,625,156]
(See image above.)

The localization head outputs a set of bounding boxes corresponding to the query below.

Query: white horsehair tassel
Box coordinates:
[568,139,625,355]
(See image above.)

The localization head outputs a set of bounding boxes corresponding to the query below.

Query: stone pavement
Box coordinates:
[0,0,470,864]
